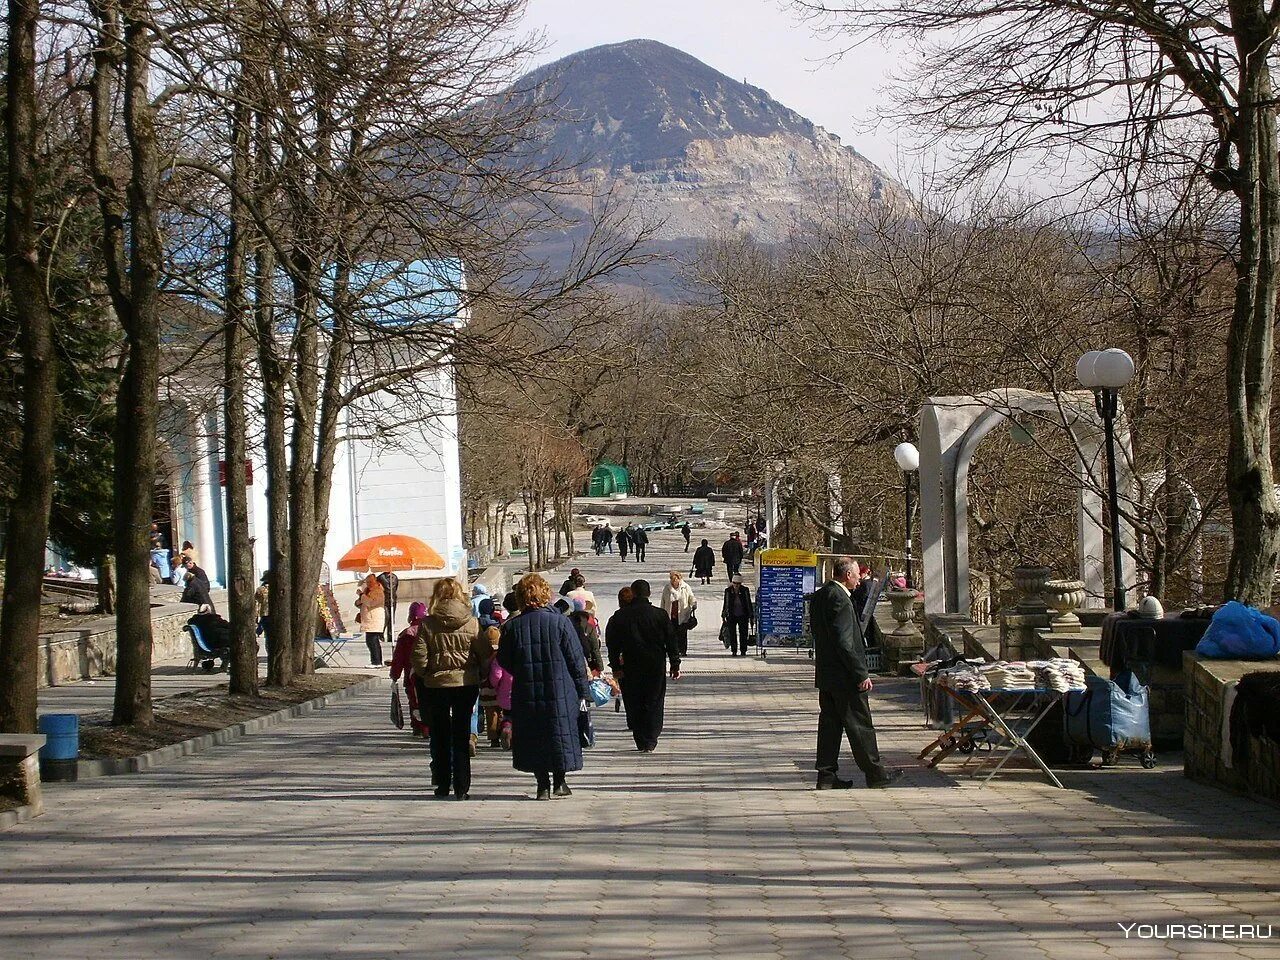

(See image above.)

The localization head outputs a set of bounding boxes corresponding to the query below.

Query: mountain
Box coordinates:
[515,39,904,295]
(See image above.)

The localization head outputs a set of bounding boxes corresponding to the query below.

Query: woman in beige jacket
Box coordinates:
[412,578,491,800]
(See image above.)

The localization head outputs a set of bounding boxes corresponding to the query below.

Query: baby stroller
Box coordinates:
[185,611,232,672]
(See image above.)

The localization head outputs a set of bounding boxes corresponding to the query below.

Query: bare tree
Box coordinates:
[0,0,59,734]
[795,0,1280,604]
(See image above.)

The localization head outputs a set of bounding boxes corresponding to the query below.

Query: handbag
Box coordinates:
[685,614,698,630]
[720,622,732,648]
[578,707,595,748]
[390,681,405,729]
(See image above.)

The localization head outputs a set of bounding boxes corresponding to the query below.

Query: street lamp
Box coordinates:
[893,441,920,589]
[1076,348,1135,610]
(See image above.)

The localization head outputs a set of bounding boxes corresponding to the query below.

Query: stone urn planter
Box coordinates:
[886,588,920,638]
[1043,578,1086,632]
[882,587,922,674]
[1012,565,1053,613]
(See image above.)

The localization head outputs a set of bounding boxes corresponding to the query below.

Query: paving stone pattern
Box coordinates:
[3,529,1279,959]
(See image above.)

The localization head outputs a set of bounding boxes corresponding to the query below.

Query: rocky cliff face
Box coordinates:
[517,39,904,292]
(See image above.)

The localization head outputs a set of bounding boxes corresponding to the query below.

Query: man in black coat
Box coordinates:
[681,522,692,552]
[631,526,649,563]
[721,575,754,657]
[721,533,745,580]
[691,539,716,583]
[606,579,681,752]
[810,556,901,790]
[617,528,631,562]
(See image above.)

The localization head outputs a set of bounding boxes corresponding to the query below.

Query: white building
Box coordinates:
[154,259,467,607]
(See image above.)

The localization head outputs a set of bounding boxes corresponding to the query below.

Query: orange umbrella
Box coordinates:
[337,533,446,573]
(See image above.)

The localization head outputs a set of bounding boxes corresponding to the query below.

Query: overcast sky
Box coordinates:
[521,0,912,175]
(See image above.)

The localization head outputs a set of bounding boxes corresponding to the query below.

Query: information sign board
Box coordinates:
[757,549,818,649]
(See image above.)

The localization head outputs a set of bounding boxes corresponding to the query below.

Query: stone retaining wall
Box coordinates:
[38,606,194,689]
[1184,653,1280,805]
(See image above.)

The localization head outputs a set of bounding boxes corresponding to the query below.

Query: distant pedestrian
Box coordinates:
[606,579,681,752]
[681,522,692,552]
[497,574,592,800]
[560,568,582,596]
[721,575,754,658]
[602,525,615,555]
[631,525,649,563]
[692,539,715,584]
[811,557,902,790]
[617,527,631,562]
[478,624,504,747]
[592,526,605,555]
[355,574,386,666]
[722,533,745,580]
[390,600,429,738]
[180,558,215,613]
[569,599,604,675]
[660,571,698,657]
[412,578,491,800]
[254,574,270,644]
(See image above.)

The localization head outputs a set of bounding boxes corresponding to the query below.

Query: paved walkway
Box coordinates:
[4,529,1279,958]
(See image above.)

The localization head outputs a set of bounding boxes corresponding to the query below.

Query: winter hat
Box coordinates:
[408,601,427,622]
[572,598,587,612]
[732,575,744,584]
[478,597,496,618]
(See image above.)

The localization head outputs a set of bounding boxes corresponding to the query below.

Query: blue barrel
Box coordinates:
[38,713,79,782]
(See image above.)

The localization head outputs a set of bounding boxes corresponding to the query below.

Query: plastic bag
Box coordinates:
[1196,601,1280,659]
[588,677,614,706]
[390,681,405,729]
[1064,670,1150,750]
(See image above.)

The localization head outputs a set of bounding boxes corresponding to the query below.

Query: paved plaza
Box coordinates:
[4,529,1279,959]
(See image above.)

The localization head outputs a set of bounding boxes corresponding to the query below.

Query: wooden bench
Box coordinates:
[0,734,47,817]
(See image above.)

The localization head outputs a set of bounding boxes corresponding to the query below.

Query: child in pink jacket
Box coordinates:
[487,642,514,749]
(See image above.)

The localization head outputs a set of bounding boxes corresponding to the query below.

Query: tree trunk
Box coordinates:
[108,2,162,727]
[251,110,293,689]
[224,88,257,697]
[0,0,59,734]
[1224,50,1280,605]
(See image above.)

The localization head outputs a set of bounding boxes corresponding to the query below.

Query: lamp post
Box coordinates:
[1076,348,1135,611]
[893,441,920,589]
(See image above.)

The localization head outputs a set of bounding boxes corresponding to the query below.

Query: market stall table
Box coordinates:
[920,685,1070,788]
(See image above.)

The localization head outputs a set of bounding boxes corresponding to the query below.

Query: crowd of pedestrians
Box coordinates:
[386,519,899,798]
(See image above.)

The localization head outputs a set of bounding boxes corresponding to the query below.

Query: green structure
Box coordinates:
[587,462,630,497]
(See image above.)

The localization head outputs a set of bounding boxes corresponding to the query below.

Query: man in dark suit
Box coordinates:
[631,526,649,563]
[606,579,681,752]
[810,556,902,789]
[721,533,744,580]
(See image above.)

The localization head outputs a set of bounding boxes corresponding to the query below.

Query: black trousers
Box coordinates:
[365,632,384,666]
[815,687,886,784]
[426,685,478,795]
[683,537,690,552]
[534,769,567,790]
[635,543,647,562]
[670,620,690,657]
[622,673,667,750]
[726,560,742,580]
[727,617,750,655]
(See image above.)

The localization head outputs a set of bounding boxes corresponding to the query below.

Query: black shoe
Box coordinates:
[553,782,572,798]
[816,776,854,790]
[433,786,450,798]
[535,787,552,801]
[867,769,905,789]
[454,793,470,801]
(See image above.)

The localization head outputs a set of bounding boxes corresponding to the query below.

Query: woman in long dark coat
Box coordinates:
[691,539,716,584]
[497,573,592,800]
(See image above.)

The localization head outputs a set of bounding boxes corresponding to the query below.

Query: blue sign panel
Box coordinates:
[758,564,815,644]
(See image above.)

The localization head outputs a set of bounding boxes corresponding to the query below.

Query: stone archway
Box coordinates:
[918,389,1137,615]
[1138,470,1204,603]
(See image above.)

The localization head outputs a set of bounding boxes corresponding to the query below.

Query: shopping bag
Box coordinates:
[588,677,614,706]
[720,622,732,648]
[578,708,595,748]
[390,681,405,729]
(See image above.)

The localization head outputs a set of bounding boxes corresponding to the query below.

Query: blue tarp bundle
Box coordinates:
[1195,601,1280,660]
